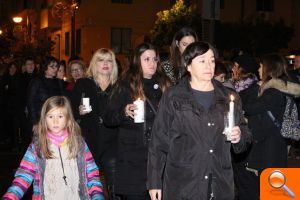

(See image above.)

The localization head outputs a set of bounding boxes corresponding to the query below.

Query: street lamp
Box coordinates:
[0,30,3,35]
[13,17,23,23]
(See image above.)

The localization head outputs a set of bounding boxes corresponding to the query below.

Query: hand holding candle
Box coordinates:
[133,98,145,123]
[224,95,235,141]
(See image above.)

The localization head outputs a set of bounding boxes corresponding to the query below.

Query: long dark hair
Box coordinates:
[170,27,198,79]
[126,42,171,99]
[260,53,289,86]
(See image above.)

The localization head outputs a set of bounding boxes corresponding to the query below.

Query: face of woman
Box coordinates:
[9,65,17,75]
[45,61,58,78]
[95,55,113,76]
[57,65,65,79]
[259,63,263,80]
[187,49,215,82]
[215,73,226,83]
[232,62,240,81]
[70,63,84,81]
[140,50,158,79]
[177,35,196,54]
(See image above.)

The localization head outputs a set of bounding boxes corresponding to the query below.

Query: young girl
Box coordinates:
[3,96,104,200]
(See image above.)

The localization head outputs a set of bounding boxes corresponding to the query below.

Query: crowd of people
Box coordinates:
[0,26,300,200]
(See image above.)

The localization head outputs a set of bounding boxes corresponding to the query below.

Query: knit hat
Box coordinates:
[234,54,258,74]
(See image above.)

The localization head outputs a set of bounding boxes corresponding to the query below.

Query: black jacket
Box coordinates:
[2,73,23,115]
[70,77,118,163]
[242,79,300,169]
[27,76,65,125]
[147,77,252,200]
[104,77,162,195]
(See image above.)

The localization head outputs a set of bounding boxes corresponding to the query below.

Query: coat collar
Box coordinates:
[259,78,300,97]
[176,76,232,104]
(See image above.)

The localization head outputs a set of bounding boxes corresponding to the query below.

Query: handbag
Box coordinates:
[267,96,300,140]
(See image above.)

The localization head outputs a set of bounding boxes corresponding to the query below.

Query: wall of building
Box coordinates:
[56,0,170,64]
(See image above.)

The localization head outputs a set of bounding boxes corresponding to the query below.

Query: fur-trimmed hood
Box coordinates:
[259,78,300,97]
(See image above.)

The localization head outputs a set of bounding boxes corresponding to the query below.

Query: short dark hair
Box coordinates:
[182,41,217,67]
[40,56,59,74]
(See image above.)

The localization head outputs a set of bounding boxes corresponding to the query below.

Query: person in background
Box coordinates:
[3,96,104,200]
[71,48,119,199]
[2,61,22,149]
[161,26,198,84]
[104,43,170,200]
[57,60,67,80]
[27,56,65,135]
[57,60,68,89]
[67,59,85,92]
[19,57,37,147]
[230,53,260,200]
[237,53,300,200]
[147,42,252,200]
[214,60,235,90]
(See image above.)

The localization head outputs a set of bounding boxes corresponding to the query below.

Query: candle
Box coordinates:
[134,98,145,123]
[82,97,92,112]
[228,95,235,132]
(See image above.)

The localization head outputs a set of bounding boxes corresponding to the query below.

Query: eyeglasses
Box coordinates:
[143,57,159,63]
[71,68,83,73]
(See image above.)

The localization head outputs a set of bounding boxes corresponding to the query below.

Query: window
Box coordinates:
[65,32,70,56]
[111,28,132,54]
[76,29,81,54]
[111,0,132,3]
[257,0,274,11]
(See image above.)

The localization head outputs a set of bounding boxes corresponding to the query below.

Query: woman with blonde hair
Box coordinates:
[70,48,119,199]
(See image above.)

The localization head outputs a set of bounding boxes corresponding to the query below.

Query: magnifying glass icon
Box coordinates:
[268,170,295,198]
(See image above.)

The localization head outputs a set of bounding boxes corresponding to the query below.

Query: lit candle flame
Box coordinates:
[230,94,234,101]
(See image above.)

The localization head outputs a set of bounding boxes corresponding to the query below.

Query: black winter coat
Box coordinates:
[147,77,252,200]
[70,77,118,163]
[27,76,65,125]
[104,77,162,195]
[242,79,300,169]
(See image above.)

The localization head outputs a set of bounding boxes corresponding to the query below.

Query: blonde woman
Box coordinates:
[70,48,118,199]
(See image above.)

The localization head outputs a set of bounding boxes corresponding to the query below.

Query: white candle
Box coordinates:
[82,97,92,112]
[134,98,145,123]
[228,95,235,131]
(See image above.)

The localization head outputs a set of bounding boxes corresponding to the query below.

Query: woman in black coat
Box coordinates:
[104,43,171,200]
[235,54,300,200]
[27,56,65,134]
[70,48,119,199]
[147,42,252,200]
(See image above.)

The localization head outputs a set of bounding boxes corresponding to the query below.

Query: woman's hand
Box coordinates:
[79,105,91,115]
[149,189,162,200]
[230,126,241,143]
[124,103,137,119]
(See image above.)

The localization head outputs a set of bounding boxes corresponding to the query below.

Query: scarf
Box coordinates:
[47,129,68,147]
[234,76,258,92]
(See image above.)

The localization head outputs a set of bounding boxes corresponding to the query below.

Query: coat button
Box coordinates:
[205,175,208,179]
[209,149,213,153]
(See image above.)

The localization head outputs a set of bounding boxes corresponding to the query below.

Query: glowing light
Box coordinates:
[13,17,23,23]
